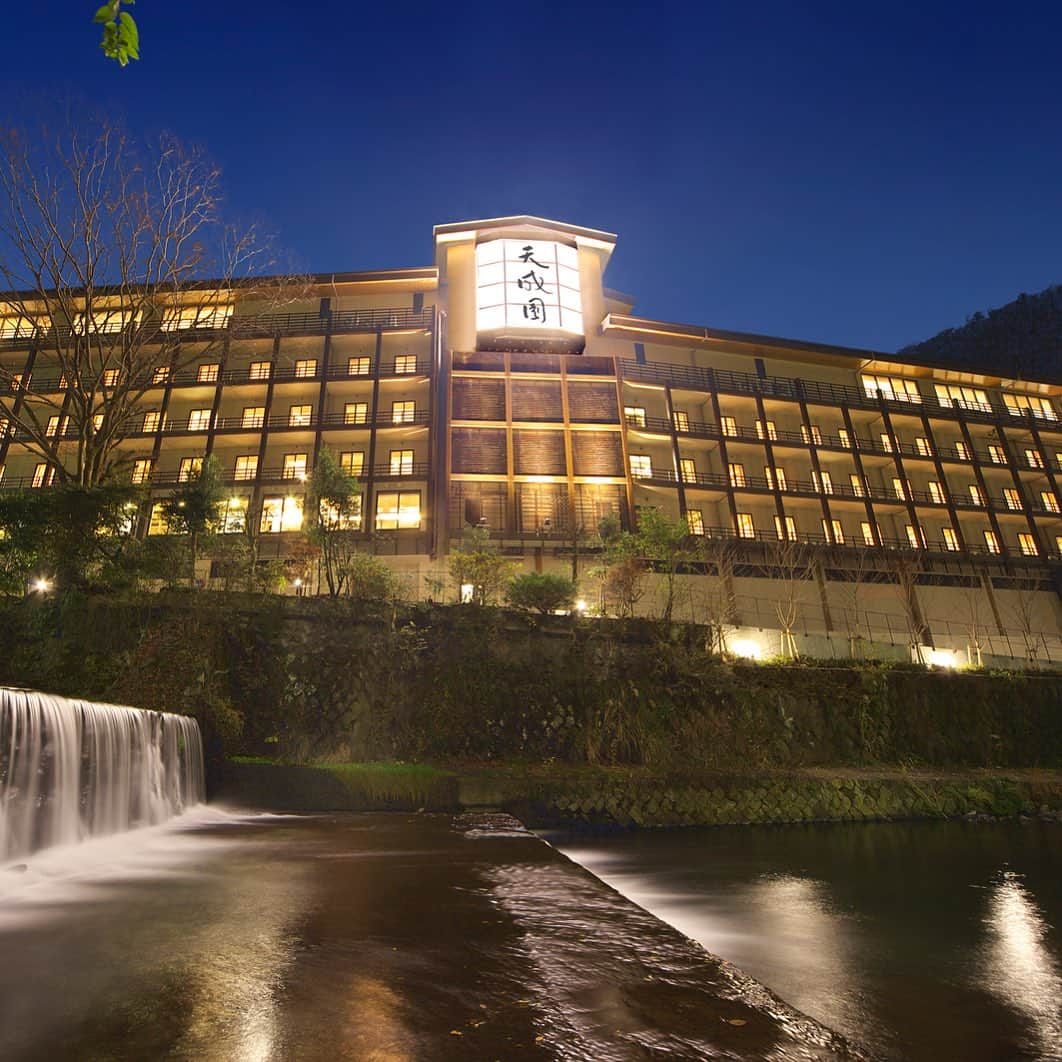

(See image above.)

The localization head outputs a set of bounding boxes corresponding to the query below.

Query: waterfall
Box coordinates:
[0,687,205,863]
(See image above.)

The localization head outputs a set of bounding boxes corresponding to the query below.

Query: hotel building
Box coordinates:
[2,216,1060,651]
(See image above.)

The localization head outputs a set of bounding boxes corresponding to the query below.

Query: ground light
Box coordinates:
[31,577,51,593]
[730,638,764,660]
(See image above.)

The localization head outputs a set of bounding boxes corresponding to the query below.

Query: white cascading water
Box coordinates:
[0,687,205,863]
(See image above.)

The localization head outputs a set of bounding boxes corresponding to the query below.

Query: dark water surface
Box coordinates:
[0,809,854,1061]
[551,820,1062,1061]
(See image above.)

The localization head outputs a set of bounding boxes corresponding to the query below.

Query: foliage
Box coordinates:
[159,455,225,586]
[345,552,398,602]
[94,1,139,66]
[303,448,363,596]
[505,571,577,614]
[447,526,517,605]
[632,506,691,623]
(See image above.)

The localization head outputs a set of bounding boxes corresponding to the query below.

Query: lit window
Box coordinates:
[294,359,317,378]
[188,409,212,432]
[863,374,922,404]
[260,495,303,533]
[31,463,54,488]
[92,413,103,432]
[969,484,985,506]
[673,410,689,432]
[320,496,362,530]
[838,428,850,448]
[849,473,865,497]
[1025,448,1044,469]
[720,416,737,437]
[942,527,960,552]
[178,457,203,482]
[57,375,68,390]
[142,411,162,433]
[935,383,991,413]
[879,433,894,453]
[774,514,797,541]
[766,466,787,491]
[861,521,876,546]
[234,455,258,481]
[1003,488,1022,511]
[249,361,272,380]
[1057,535,1062,556]
[814,470,834,495]
[288,404,313,427]
[1004,393,1056,421]
[197,363,220,383]
[283,453,308,481]
[9,373,26,391]
[389,449,414,475]
[1018,533,1038,557]
[755,420,777,441]
[220,496,247,533]
[147,503,170,535]
[915,437,932,456]
[45,415,67,437]
[823,518,844,545]
[74,308,139,334]
[160,304,233,331]
[928,481,944,504]
[340,451,364,476]
[131,459,153,485]
[987,445,1006,465]
[905,525,924,549]
[1040,491,1060,513]
[954,441,970,460]
[392,400,415,424]
[679,458,696,483]
[629,454,652,478]
[728,462,746,488]
[892,478,907,500]
[736,512,755,539]
[624,406,646,428]
[0,314,37,338]
[344,402,368,425]
[102,368,119,388]
[394,354,417,374]
[348,356,370,376]
[686,509,705,535]
[375,490,421,530]
[983,530,1001,554]
[152,367,171,384]
[242,406,265,428]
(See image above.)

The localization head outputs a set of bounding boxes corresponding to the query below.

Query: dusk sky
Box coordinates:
[8,2,1062,353]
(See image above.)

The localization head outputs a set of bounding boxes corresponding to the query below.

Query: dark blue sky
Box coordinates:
[8,2,1062,352]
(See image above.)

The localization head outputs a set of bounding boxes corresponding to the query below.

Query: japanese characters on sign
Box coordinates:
[475,239,583,335]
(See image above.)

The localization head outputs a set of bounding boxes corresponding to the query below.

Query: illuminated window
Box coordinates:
[160,304,233,331]
[623,406,646,428]
[344,402,368,425]
[1003,488,1022,511]
[774,514,797,541]
[814,470,834,495]
[188,409,212,431]
[942,527,960,552]
[1018,533,1038,557]
[892,477,907,500]
[197,363,220,383]
[1040,491,1060,513]
[879,433,894,453]
[1057,535,1062,556]
[294,359,317,378]
[288,404,313,427]
[74,308,139,334]
[347,356,370,376]
[720,416,737,437]
[728,462,746,487]
[249,361,271,380]
[766,466,787,491]
[152,366,171,384]
[92,413,104,432]
[1025,448,1044,469]
[147,503,169,535]
[58,375,68,390]
[234,455,258,481]
[686,509,705,535]
[861,521,876,546]
[102,368,119,388]
[0,314,37,339]
[863,374,922,404]
[849,473,865,497]
[339,451,364,476]
[283,453,308,481]
[375,490,421,530]
[31,463,54,488]
[391,400,415,424]
[220,496,247,533]
[131,458,153,485]
[928,481,944,504]
[9,373,26,391]
[45,415,66,437]
[394,354,417,374]
[838,428,850,448]
[987,444,1006,465]
[801,424,822,445]
[983,530,1001,554]
[1004,393,1056,421]
[968,484,985,506]
[389,449,414,475]
[935,383,991,413]
[629,454,652,478]
[755,420,777,440]
[679,458,696,482]
[823,518,844,545]
[673,410,689,432]
[736,512,756,539]
[905,524,924,549]
[915,437,932,456]
[142,411,162,433]
[954,441,970,460]
[242,406,265,428]
[320,495,362,530]
[260,495,303,533]
[178,457,203,482]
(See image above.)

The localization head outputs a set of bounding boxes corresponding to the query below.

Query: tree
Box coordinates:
[0,113,286,489]
[345,552,398,603]
[94,1,139,66]
[592,512,645,617]
[303,447,362,597]
[632,506,691,623]
[888,551,930,661]
[448,526,516,605]
[762,536,813,659]
[505,572,576,614]
[697,534,739,653]
[159,455,225,586]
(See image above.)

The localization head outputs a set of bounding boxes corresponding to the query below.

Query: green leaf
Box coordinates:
[93,3,117,24]
[118,11,139,57]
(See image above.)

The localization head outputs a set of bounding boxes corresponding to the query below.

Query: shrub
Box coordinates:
[505,572,577,614]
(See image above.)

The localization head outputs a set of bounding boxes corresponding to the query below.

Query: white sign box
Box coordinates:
[475,239,583,336]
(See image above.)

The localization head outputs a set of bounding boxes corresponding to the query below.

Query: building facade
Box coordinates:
[2,215,1061,651]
